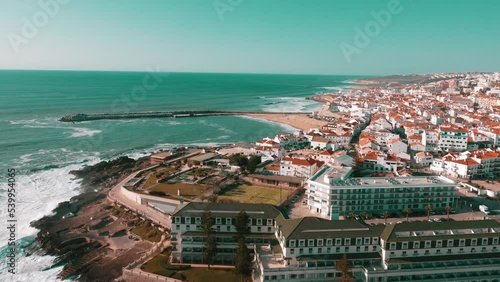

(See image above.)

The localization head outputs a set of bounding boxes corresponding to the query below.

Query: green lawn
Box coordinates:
[130,220,162,242]
[218,184,292,205]
[150,182,207,199]
[142,167,179,189]
[179,267,239,282]
[142,173,158,189]
[141,252,173,277]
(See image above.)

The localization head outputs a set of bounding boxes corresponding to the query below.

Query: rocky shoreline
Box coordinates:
[30,156,155,281]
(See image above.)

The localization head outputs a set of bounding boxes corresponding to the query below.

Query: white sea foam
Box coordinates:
[0,252,63,282]
[320,86,345,92]
[69,127,102,138]
[0,166,89,281]
[0,163,86,239]
[260,96,321,113]
[341,80,359,84]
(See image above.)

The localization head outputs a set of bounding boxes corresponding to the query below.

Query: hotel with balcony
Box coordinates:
[306,166,456,218]
[170,202,281,265]
[170,202,500,282]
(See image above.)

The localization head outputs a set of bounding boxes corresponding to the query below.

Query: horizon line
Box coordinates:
[0,67,397,77]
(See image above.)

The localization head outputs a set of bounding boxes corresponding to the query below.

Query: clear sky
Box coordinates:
[1,0,499,75]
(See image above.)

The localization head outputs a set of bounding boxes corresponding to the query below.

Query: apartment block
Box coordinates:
[306,166,456,218]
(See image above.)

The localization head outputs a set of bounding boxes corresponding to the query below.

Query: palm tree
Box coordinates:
[403,208,412,222]
[444,206,452,221]
[425,204,433,221]
[383,211,390,225]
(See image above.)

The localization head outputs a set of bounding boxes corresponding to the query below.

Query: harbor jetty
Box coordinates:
[60,111,308,122]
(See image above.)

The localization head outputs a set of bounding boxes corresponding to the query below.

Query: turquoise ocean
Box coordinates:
[0,70,358,281]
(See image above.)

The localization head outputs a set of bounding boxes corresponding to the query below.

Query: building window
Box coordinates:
[308,239,315,246]
[299,240,305,247]
[185,217,191,224]
[174,217,180,223]
[327,239,333,246]
[336,247,340,253]
[289,240,296,247]
[226,226,230,232]
[345,247,349,252]
[317,239,323,246]
[257,227,261,232]
[268,227,272,232]
[290,249,295,255]
[257,219,262,226]
[336,239,342,245]
[471,239,477,246]
[402,242,408,249]
[425,241,431,248]
[345,238,351,245]
[175,225,180,230]
[267,219,273,225]
[216,218,221,225]
[390,243,396,250]
[447,239,453,247]
[414,242,420,249]
[481,238,488,245]
[299,248,303,254]
[459,239,465,247]
[318,248,322,254]
[308,248,313,254]
[436,240,442,248]
[364,238,370,244]
[195,217,201,224]
[226,218,232,225]
[327,247,331,253]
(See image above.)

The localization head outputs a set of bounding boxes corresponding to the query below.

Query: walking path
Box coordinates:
[108,150,203,230]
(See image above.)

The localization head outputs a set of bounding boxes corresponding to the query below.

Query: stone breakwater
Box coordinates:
[60,111,308,122]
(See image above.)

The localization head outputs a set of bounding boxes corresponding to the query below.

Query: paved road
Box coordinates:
[108,165,173,229]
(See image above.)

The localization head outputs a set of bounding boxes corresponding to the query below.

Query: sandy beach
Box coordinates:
[245,113,327,131]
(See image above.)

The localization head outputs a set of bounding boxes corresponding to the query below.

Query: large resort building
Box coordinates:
[306,166,456,219]
[170,202,500,282]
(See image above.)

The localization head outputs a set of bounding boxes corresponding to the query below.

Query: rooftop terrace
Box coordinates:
[309,166,455,187]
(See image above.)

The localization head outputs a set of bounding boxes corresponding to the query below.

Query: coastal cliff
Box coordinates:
[30,156,154,281]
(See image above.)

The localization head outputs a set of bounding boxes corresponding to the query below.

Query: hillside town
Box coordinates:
[106,73,500,281]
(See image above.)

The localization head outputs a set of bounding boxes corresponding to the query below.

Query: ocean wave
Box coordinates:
[0,163,88,239]
[69,127,102,138]
[260,96,321,113]
[15,149,100,171]
[320,86,345,92]
[238,115,297,132]
[197,120,236,135]
[0,244,63,282]
[9,117,59,126]
[341,80,359,84]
